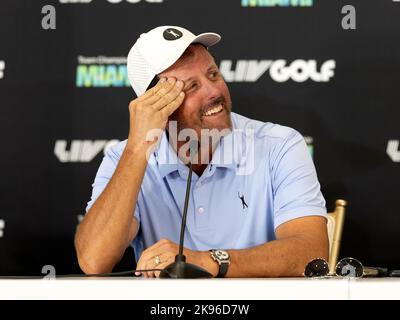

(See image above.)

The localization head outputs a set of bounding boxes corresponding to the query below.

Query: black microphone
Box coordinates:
[160,140,212,278]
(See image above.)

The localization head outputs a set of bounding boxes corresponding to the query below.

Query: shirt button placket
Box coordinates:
[194,181,208,229]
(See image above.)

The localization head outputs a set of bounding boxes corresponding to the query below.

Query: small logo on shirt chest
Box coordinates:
[238,192,249,210]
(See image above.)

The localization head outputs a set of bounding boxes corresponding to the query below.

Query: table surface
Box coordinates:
[0,277,399,300]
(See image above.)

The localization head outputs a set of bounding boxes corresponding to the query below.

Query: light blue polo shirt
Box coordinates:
[86,112,327,262]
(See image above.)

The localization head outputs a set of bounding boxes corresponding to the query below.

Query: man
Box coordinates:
[75,26,328,278]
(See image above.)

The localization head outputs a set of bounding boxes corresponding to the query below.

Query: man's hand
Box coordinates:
[127,77,185,152]
[135,239,218,278]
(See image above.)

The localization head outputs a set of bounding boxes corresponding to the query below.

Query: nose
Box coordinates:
[201,78,221,103]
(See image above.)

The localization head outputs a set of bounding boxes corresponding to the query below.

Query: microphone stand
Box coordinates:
[160,152,212,278]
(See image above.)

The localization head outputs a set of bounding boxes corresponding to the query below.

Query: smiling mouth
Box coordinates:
[202,104,224,117]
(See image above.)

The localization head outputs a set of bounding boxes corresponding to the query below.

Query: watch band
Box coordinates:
[217,260,229,278]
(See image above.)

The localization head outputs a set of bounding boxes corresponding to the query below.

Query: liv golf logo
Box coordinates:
[0,219,5,238]
[387,140,400,162]
[241,0,313,7]
[60,0,163,4]
[76,56,129,87]
[54,140,120,162]
[0,60,5,79]
[220,59,335,82]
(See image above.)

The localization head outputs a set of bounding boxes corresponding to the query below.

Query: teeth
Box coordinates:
[203,104,223,116]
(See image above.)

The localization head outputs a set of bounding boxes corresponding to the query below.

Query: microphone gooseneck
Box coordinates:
[178,161,192,257]
[160,140,212,278]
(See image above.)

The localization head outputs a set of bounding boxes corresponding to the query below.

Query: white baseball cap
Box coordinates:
[127,25,221,97]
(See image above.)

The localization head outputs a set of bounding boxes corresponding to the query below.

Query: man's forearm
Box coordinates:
[75,144,148,274]
[201,236,328,278]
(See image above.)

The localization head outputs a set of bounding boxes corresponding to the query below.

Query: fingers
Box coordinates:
[136,77,167,101]
[136,249,162,278]
[154,259,174,278]
[152,79,183,110]
[142,78,175,105]
[134,77,185,119]
[126,76,185,150]
[161,91,185,117]
[135,239,179,278]
[142,77,177,103]
[137,253,172,278]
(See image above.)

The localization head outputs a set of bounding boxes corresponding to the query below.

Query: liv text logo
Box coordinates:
[241,0,313,7]
[220,59,335,82]
[0,219,5,238]
[387,140,400,162]
[60,0,163,4]
[54,140,120,162]
[0,60,5,79]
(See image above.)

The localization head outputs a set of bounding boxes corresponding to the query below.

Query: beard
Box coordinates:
[168,94,233,135]
[165,95,233,166]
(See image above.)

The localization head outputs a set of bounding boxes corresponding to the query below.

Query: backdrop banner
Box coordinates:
[0,0,399,275]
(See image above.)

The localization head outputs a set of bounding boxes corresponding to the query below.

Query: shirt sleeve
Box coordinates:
[271,129,326,229]
[85,143,141,225]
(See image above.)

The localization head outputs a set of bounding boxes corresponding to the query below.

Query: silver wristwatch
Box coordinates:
[210,249,230,278]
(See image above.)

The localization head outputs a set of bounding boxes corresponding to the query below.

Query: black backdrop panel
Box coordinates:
[0,0,399,275]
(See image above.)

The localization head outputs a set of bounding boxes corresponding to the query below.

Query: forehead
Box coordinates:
[159,44,216,79]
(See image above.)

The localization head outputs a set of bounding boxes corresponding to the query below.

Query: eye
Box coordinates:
[185,82,198,92]
[209,70,220,80]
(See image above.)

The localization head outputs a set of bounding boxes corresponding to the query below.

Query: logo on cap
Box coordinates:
[163,28,183,41]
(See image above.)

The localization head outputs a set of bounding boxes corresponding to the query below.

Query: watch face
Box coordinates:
[215,250,229,260]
